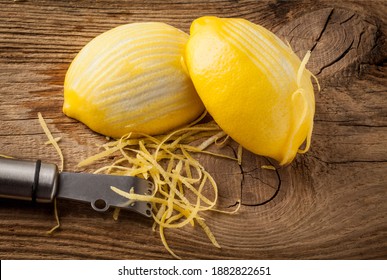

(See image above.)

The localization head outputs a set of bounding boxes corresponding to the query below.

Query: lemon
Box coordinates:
[184,16,315,165]
[63,22,204,139]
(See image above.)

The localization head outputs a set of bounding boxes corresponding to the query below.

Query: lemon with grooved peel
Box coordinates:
[184,16,316,165]
[63,22,204,139]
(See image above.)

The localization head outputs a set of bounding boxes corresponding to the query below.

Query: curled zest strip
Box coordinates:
[38,112,64,172]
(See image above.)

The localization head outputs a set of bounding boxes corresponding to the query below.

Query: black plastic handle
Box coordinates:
[0,157,59,203]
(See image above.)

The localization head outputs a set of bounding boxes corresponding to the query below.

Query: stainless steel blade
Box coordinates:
[0,157,154,218]
[58,172,154,217]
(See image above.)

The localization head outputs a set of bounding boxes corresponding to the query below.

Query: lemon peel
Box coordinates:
[63,22,204,139]
[184,16,317,165]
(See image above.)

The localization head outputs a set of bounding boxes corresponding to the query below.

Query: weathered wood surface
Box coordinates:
[0,0,386,259]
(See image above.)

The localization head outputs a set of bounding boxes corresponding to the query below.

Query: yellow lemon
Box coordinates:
[63,22,204,139]
[184,16,316,165]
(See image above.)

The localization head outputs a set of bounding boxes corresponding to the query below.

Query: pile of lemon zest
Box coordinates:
[84,117,241,258]
[38,112,64,172]
[261,165,276,170]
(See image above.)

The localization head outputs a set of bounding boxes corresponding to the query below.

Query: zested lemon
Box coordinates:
[63,22,204,138]
[184,16,316,165]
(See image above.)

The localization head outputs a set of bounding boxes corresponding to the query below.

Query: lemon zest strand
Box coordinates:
[46,198,61,235]
[0,154,13,158]
[38,112,64,172]
[261,165,276,170]
[37,113,63,234]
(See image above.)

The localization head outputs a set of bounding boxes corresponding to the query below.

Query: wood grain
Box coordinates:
[0,0,386,259]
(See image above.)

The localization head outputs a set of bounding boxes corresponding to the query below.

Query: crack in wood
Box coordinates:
[241,157,283,207]
[242,166,282,207]
[317,39,355,75]
[310,155,387,165]
[314,119,387,128]
[278,7,383,79]
[339,12,355,25]
[245,173,278,190]
[0,132,45,137]
[310,8,334,52]
[228,143,283,207]
[227,144,245,206]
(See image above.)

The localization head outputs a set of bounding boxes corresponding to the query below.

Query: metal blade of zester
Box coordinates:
[58,172,154,217]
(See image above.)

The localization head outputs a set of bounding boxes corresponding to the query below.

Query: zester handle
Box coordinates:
[0,157,59,203]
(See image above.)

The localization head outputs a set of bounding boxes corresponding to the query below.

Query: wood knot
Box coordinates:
[277,8,379,77]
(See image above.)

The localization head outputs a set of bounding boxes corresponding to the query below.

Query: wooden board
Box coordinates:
[0,0,386,259]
